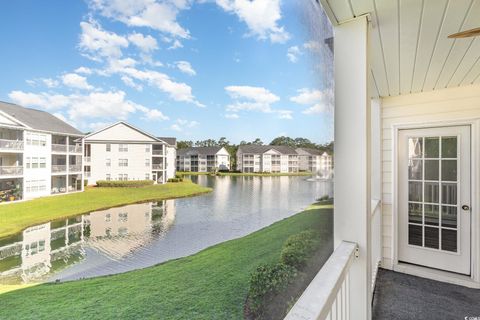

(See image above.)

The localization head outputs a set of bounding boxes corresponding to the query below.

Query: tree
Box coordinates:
[251,138,263,145]
[177,140,193,149]
[218,137,230,147]
[270,136,295,147]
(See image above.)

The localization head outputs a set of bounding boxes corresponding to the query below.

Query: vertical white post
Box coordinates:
[66,136,70,193]
[81,137,85,192]
[334,16,371,320]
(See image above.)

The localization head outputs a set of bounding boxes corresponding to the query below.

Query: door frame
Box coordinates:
[391,119,480,287]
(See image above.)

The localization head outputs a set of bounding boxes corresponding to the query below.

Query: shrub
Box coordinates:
[167,178,183,183]
[316,195,330,202]
[96,180,154,188]
[280,230,320,269]
[247,263,297,316]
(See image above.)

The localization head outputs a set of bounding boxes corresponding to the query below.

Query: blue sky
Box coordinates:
[0,0,333,144]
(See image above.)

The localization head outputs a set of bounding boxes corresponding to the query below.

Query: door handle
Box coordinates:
[462,205,470,211]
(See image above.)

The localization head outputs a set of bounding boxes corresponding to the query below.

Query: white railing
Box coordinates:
[0,139,23,150]
[0,166,23,176]
[69,145,82,153]
[285,241,357,320]
[52,165,67,173]
[69,165,82,172]
[152,150,163,155]
[84,156,91,163]
[370,199,382,296]
[152,164,163,170]
[52,144,67,152]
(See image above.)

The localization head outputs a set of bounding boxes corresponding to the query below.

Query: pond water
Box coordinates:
[0,175,333,285]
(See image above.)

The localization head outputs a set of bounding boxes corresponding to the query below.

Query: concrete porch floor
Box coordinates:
[373,268,480,320]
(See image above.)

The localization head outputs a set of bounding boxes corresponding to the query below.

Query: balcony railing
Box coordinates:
[52,144,67,152]
[0,139,23,151]
[69,165,82,172]
[152,164,163,170]
[0,166,23,176]
[84,156,91,163]
[285,241,357,320]
[85,172,91,178]
[152,150,163,156]
[52,165,67,173]
[69,145,82,153]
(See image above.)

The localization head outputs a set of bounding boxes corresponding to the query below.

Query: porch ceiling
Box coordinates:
[320,0,480,98]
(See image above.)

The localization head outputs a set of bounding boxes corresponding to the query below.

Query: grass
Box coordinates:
[178,171,313,177]
[0,202,333,320]
[0,181,211,239]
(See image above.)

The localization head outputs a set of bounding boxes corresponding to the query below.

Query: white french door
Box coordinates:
[398,126,471,275]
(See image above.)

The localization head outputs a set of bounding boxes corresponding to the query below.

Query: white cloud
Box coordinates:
[168,39,183,50]
[216,0,289,43]
[290,88,333,114]
[75,67,93,74]
[79,20,129,61]
[225,113,239,119]
[175,61,196,76]
[89,0,190,39]
[128,32,158,52]
[26,78,60,88]
[61,73,94,90]
[277,110,293,119]
[170,118,199,132]
[8,91,70,110]
[121,76,143,91]
[287,46,301,63]
[303,40,322,52]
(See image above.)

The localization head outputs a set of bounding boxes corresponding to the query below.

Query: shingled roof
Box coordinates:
[177,146,225,156]
[158,137,177,146]
[0,101,83,135]
[237,145,298,155]
[296,147,325,156]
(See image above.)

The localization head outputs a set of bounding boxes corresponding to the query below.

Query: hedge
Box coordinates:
[96,180,154,187]
[280,230,320,269]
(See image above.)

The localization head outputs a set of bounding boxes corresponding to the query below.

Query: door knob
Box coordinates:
[462,205,470,211]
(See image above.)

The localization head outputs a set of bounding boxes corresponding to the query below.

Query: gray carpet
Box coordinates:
[372,268,480,320]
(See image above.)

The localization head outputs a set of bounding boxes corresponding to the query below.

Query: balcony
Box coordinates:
[152,150,163,156]
[84,156,91,163]
[69,145,82,153]
[0,139,23,151]
[152,164,163,170]
[69,165,82,172]
[52,144,67,153]
[0,166,23,176]
[52,165,67,174]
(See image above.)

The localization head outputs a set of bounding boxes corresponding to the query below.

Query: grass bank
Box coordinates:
[0,181,211,239]
[0,202,333,320]
[178,171,313,177]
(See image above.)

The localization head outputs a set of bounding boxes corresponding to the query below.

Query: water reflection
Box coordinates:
[0,176,332,284]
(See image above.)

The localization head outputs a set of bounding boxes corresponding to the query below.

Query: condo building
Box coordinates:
[236,145,299,173]
[83,122,176,185]
[0,101,84,203]
[176,146,230,172]
[296,148,333,177]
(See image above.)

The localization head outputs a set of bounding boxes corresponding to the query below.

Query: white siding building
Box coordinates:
[0,101,84,203]
[296,148,333,177]
[83,122,176,185]
[176,146,230,172]
[236,145,299,173]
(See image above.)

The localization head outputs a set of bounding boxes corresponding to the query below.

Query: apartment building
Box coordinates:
[176,146,230,172]
[83,122,176,185]
[296,148,333,176]
[236,145,299,173]
[0,101,84,203]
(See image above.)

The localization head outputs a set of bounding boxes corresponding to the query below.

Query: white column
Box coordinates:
[334,16,371,320]
[81,137,85,192]
[66,136,69,193]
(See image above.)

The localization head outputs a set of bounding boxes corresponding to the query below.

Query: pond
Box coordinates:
[0,175,333,285]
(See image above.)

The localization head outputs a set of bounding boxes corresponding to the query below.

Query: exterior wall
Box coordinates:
[88,143,153,184]
[23,131,52,200]
[380,84,480,269]
[165,146,176,179]
[236,149,298,173]
[88,123,156,142]
[177,148,230,172]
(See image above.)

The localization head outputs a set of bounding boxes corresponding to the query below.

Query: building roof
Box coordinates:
[238,145,298,155]
[296,147,325,156]
[177,146,225,156]
[0,101,83,135]
[157,137,177,147]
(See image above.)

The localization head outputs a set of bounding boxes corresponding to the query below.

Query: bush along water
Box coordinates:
[245,229,327,320]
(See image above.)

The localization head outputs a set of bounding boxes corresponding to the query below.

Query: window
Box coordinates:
[119,144,128,152]
[119,159,128,167]
[145,145,151,152]
[31,157,39,169]
[118,212,128,222]
[124,174,128,180]
[105,213,111,222]
[106,174,111,181]
[145,158,150,167]
[145,173,150,180]
[118,174,125,181]
[106,144,111,152]
[39,157,46,168]
[26,157,31,169]
[106,158,111,167]
[39,135,46,147]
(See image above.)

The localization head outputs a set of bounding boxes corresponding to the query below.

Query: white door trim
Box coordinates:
[391,118,480,285]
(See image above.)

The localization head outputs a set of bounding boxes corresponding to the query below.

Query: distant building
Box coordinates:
[296,148,333,177]
[176,146,230,172]
[0,101,84,203]
[236,145,299,173]
[83,122,176,185]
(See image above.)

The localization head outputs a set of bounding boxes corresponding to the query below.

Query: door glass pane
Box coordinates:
[425,137,439,158]
[424,160,439,180]
[408,160,422,180]
[409,182,422,202]
[408,224,422,246]
[424,227,439,249]
[442,137,457,158]
[441,206,457,228]
[441,229,457,252]
[441,160,457,182]
[441,183,457,205]
[424,204,439,226]
[408,138,423,158]
[424,182,439,203]
[408,203,422,224]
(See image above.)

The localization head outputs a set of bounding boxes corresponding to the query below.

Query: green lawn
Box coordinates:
[0,181,211,239]
[0,202,333,320]
[178,171,313,177]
